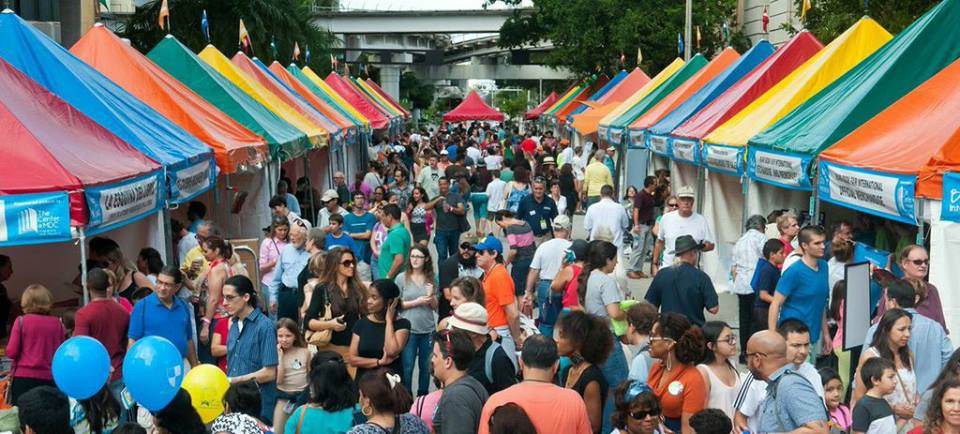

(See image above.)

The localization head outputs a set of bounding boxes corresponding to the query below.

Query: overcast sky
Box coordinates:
[338,0,530,10]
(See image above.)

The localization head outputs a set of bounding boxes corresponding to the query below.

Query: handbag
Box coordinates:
[305,285,333,348]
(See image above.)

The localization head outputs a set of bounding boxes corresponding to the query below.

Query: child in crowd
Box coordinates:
[751,239,785,333]
[325,214,358,256]
[821,367,852,432]
[852,358,898,434]
[274,318,311,434]
[689,408,732,434]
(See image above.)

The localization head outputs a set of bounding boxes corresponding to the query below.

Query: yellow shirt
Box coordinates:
[180,245,209,276]
[584,161,613,197]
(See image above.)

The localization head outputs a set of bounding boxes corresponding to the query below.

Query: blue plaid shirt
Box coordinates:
[758,364,827,432]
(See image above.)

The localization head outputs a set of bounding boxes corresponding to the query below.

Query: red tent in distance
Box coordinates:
[443,91,505,122]
[525,91,559,120]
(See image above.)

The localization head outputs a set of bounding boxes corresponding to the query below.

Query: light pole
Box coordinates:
[685,0,692,61]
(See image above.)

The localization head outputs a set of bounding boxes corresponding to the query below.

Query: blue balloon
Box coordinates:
[123,336,185,412]
[52,336,110,399]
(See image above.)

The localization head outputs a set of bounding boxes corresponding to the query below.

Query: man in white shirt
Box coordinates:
[316,189,347,232]
[484,171,507,234]
[466,141,483,165]
[557,139,574,168]
[484,146,504,171]
[731,215,769,359]
[523,215,573,337]
[416,153,442,199]
[653,185,715,273]
[584,185,630,248]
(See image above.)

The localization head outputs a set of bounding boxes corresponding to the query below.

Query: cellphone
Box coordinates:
[336,317,346,325]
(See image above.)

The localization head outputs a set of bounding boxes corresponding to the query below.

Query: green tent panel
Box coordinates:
[147,35,309,160]
[609,54,709,146]
[286,66,368,133]
[748,0,960,190]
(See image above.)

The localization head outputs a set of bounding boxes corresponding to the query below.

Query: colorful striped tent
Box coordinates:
[568,69,650,135]
[524,91,559,121]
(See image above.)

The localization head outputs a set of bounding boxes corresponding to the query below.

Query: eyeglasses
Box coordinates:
[223,294,239,302]
[719,335,738,345]
[629,409,660,420]
[340,260,356,268]
[649,336,674,343]
[667,203,678,208]
[909,258,929,266]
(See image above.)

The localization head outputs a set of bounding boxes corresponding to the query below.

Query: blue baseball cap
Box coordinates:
[474,235,503,254]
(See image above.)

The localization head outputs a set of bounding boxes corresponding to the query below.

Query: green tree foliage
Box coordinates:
[789,0,939,42]
[120,0,335,74]
[487,0,749,77]
[494,90,530,120]
[399,71,435,110]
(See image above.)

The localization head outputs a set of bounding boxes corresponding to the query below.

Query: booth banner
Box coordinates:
[819,162,917,225]
[747,149,813,190]
[647,134,669,155]
[608,127,624,146]
[170,159,217,204]
[670,138,699,164]
[0,191,72,246]
[86,172,163,233]
[598,126,608,141]
[701,144,742,176]
[626,129,644,149]
[942,172,960,222]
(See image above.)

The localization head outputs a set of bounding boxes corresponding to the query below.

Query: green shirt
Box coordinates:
[378,223,411,279]
[500,167,514,182]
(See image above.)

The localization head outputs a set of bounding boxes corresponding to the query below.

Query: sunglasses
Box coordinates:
[667,203,678,208]
[629,409,660,420]
[340,260,356,268]
[909,259,929,266]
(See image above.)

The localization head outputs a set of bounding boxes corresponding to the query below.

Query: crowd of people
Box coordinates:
[0,122,953,434]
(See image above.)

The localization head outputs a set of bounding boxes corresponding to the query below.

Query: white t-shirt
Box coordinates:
[530,238,572,280]
[484,155,504,171]
[177,232,199,265]
[466,146,483,163]
[558,146,574,167]
[584,198,630,248]
[782,251,803,274]
[485,178,507,212]
[657,211,715,267]
[738,362,825,426]
[317,207,347,229]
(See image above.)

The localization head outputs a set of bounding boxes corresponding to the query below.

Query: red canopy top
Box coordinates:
[0,58,160,224]
[365,78,411,117]
[444,90,505,122]
[525,91,559,120]
[324,73,390,130]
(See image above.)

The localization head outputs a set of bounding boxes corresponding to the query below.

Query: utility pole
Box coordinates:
[685,0,692,60]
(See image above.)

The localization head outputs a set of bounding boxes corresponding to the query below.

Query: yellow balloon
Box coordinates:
[181,364,230,424]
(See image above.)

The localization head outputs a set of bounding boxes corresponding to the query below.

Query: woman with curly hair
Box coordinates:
[911,378,960,434]
[556,310,614,434]
[647,312,707,434]
[611,380,664,434]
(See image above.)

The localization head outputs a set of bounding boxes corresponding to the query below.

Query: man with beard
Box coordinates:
[438,239,483,319]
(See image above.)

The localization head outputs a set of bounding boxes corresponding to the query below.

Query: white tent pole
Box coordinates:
[79,227,89,306]
[917,198,926,245]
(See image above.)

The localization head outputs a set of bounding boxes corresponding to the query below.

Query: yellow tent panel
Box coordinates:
[704,18,892,148]
[199,46,326,145]
[302,66,372,130]
[598,58,686,130]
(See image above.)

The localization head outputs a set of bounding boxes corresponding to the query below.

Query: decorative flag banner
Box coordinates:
[722,20,730,44]
[330,53,337,68]
[762,5,769,33]
[819,161,917,224]
[637,47,643,64]
[696,26,701,50]
[293,42,301,61]
[304,45,311,64]
[620,51,625,65]
[270,37,278,59]
[802,0,812,20]
[942,172,960,222]
[0,192,72,247]
[201,10,210,42]
[678,33,684,55]
[158,0,169,30]
[99,0,109,12]
[239,19,251,52]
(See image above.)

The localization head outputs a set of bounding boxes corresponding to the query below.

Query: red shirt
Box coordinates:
[75,299,131,382]
[7,314,65,381]
[213,317,231,372]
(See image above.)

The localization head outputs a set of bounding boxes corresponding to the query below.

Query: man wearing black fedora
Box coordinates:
[644,234,719,326]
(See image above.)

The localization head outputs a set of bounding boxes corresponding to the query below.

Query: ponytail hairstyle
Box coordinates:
[224,275,258,309]
[577,240,618,305]
[555,310,614,365]
[657,312,706,365]
[203,236,233,260]
[701,321,734,368]
[358,367,413,415]
[80,386,121,434]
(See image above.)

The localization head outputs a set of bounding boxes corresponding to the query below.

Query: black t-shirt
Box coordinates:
[851,395,896,433]
[644,263,719,326]
[353,316,411,381]
[303,284,363,347]
[437,256,459,319]
[435,192,465,232]
[466,338,517,395]
[560,363,607,432]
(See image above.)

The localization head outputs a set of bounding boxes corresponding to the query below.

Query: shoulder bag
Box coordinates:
[305,285,333,348]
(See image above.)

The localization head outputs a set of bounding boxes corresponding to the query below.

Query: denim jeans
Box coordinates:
[434,229,461,262]
[259,382,277,425]
[536,279,562,337]
[628,224,652,272]
[510,257,533,297]
[600,340,629,434]
[402,332,432,396]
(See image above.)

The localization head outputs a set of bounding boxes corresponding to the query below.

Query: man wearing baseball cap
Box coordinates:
[524,215,573,336]
[316,189,347,233]
[652,185,715,275]
[448,303,517,395]
[475,235,523,368]
[645,234,719,326]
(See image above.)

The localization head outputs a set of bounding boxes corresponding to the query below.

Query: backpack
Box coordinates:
[484,341,502,385]
[505,184,530,213]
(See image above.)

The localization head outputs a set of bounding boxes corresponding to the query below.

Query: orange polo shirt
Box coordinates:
[483,264,515,328]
